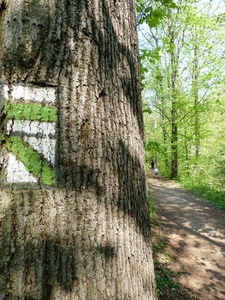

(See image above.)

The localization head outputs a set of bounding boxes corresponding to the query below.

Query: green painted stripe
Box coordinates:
[4,102,57,122]
[6,136,56,185]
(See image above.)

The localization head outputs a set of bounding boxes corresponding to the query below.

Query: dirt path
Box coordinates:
[147,171,225,300]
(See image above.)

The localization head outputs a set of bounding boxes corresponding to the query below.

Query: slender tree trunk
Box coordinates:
[162,117,169,169]
[157,64,169,171]
[170,28,178,179]
[171,106,178,178]
[192,26,200,158]
[184,126,189,172]
[158,102,169,171]
[0,1,156,299]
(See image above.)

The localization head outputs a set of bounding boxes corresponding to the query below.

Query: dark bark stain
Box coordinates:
[0,0,6,17]
[80,118,89,141]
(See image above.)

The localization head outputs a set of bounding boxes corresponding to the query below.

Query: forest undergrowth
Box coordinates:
[159,167,225,211]
[180,180,225,210]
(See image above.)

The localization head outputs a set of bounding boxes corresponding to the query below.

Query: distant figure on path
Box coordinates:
[154,167,159,178]
[151,160,154,170]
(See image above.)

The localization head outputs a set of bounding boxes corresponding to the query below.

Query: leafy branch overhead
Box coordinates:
[136,0,177,27]
[145,141,166,156]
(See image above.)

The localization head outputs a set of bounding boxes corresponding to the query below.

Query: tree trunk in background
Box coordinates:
[192,26,200,159]
[0,0,156,299]
[157,64,169,171]
[184,126,189,173]
[171,101,178,179]
[169,26,178,179]
[162,117,169,170]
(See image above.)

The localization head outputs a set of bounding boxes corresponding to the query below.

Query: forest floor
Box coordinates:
[147,171,225,300]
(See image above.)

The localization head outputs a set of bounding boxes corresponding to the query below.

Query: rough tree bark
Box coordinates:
[0,0,156,299]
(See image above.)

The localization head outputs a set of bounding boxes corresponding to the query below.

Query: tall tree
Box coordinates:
[139,0,225,179]
[0,0,156,299]
[168,10,179,178]
[192,24,200,158]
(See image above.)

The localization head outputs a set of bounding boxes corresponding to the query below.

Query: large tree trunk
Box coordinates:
[0,0,156,299]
